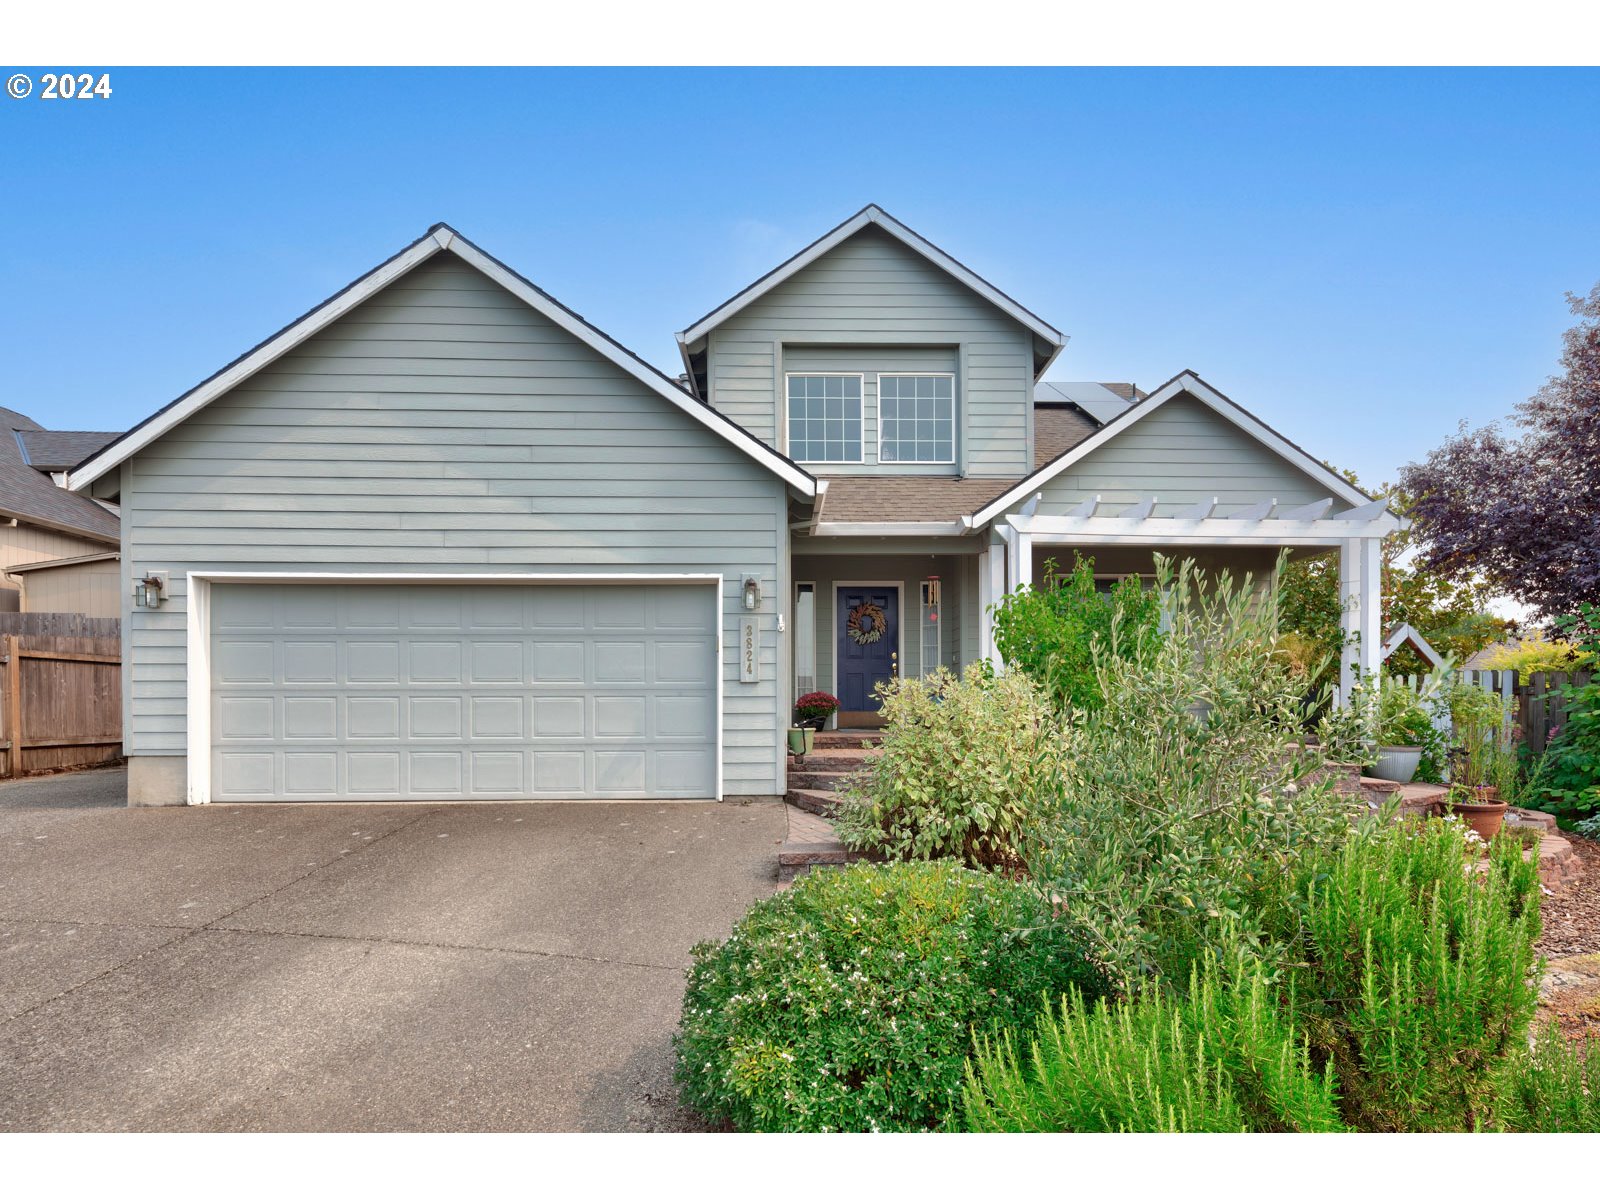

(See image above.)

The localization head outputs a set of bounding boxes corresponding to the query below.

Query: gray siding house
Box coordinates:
[70,207,1398,807]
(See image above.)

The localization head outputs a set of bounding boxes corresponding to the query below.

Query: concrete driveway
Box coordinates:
[0,768,784,1131]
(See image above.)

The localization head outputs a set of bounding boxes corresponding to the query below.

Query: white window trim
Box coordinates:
[876,372,957,466]
[784,372,866,465]
[184,571,726,807]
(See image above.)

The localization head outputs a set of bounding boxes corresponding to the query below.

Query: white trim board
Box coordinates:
[968,370,1378,528]
[183,571,726,806]
[677,205,1065,353]
[69,225,816,497]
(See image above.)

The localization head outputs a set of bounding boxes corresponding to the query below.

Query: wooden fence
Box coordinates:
[0,613,121,778]
[1389,667,1595,751]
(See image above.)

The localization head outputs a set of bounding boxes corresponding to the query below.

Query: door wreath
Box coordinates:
[846,600,888,645]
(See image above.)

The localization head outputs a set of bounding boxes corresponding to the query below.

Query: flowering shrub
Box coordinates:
[792,691,839,727]
[672,860,1103,1132]
[833,663,1064,869]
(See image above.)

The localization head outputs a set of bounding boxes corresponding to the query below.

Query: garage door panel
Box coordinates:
[347,641,401,683]
[283,697,338,739]
[218,696,275,740]
[211,582,717,801]
[348,752,400,794]
[470,641,524,683]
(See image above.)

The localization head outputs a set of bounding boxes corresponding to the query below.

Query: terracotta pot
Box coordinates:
[1449,797,1508,841]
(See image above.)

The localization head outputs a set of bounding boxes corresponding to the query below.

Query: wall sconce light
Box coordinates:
[741,575,762,611]
[134,571,168,609]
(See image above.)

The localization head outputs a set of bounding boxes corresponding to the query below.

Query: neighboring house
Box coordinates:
[0,408,121,616]
[67,207,1399,807]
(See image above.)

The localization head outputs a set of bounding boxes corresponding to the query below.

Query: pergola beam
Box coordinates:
[1005,512,1401,545]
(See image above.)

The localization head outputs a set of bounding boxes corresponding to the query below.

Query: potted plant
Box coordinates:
[1444,783,1509,840]
[794,691,839,732]
[1368,678,1432,784]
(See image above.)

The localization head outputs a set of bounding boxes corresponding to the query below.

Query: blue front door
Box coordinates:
[838,586,899,714]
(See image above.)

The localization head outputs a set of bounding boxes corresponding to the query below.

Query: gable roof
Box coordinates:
[676,205,1066,359]
[68,225,817,497]
[0,411,119,543]
[967,370,1376,528]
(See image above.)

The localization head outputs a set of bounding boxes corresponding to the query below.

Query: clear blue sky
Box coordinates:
[3,67,1596,488]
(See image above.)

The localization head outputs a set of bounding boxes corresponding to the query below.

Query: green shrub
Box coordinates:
[1480,631,1595,683]
[833,663,1064,869]
[991,554,1163,711]
[1523,675,1600,822]
[1284,818,1543,1131]
[963,964,1346,1132]
[1494,1025,1600,1132]
[673,860,1103,1132]
[1028,555,1353,991]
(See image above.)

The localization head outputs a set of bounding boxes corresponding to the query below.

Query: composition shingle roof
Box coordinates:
[817,475,1027,524]
[17,429,121,472]
[1033,405,1099,467]
[0,411,120,543]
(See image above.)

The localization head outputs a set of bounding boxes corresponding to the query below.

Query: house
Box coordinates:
[67,207,1399,807]
[0,408,121,617]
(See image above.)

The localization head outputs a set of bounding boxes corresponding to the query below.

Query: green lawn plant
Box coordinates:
[673,860,1104,1132]
[1521,605,1600,822]
[833,662,1064,870]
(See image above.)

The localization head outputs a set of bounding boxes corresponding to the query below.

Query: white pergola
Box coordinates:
[973,494,1403,703]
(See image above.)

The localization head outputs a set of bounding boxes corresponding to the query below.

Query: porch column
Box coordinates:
[1339,536,1382,704]
[978,536,1006,669]
[998,523,1033,594]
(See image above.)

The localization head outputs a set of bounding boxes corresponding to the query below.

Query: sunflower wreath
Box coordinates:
[846,600,888,646]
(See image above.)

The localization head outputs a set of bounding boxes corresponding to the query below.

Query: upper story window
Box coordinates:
[878,374,955,464]
[786,374,863,463]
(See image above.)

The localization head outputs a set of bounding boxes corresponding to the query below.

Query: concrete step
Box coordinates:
[786,748,879,773]
[813,730,881,750]
[786,768,866,792]
[785,787,842,818]
[778,841,868,882]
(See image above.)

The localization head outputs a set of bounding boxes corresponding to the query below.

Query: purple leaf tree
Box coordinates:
[1399,282,1600,636]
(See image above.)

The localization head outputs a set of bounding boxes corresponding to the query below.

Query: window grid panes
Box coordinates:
[787,375,863,463]
[878,374,955,464]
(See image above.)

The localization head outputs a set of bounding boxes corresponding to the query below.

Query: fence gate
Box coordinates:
[0,614,121,777]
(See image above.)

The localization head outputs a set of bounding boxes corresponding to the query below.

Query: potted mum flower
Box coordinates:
[794,691,839,732]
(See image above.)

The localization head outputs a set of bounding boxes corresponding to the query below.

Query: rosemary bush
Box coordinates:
[963,963,1346,1132]
[1494,1025,1600,1132]
[673,860,1103,1132]
[1283,817,1542,1131]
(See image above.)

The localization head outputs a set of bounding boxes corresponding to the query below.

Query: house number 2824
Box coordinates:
[739,618,759,684]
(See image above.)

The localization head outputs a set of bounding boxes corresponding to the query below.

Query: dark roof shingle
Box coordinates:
[0,412,120,543]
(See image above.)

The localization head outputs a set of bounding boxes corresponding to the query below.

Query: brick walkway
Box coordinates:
[786,804,836,842]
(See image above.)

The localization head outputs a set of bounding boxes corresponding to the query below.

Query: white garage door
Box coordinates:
[208,582,718,801]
